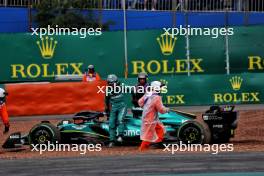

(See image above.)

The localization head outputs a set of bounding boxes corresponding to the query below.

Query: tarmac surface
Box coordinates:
[0,152,263,175]
[1,104,264,176]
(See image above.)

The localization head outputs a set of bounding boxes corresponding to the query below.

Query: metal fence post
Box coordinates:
[122,0,128,78]
[186,28,191,77]
[184,1,191,76]
[28,0,32,32]
[225,7,230,75]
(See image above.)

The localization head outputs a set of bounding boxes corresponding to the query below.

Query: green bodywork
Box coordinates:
[58,111,190,144]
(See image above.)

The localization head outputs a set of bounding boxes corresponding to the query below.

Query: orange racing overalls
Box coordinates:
[82,72,101,82]
[0,103,10,132]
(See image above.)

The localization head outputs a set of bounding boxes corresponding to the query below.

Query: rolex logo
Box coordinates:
[230,76,243,91]
[157,33,177,56]
[160,79,168,86]
[36,36,58,59]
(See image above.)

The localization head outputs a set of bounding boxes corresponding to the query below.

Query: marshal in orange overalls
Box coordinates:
[0,88,10,133]
[82,73,101,82]
[138,93,169,151]
[82,65,101,82]
[0,103,9,133]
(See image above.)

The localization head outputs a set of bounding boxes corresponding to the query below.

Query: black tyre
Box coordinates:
[29,122,61,146]
[177,120,211,144]
[198,120,212,144]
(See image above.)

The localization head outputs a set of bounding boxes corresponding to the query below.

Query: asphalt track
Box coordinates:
[0,152,264,175]
[3,104,264,176]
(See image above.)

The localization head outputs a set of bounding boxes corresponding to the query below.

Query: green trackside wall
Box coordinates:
[0,25,264,82]
[0,25,264,106]
[120,73,264,107]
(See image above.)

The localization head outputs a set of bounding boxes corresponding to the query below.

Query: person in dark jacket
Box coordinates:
[131,72,150,107]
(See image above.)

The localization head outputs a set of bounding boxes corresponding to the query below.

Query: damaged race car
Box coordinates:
[3,105,238,149]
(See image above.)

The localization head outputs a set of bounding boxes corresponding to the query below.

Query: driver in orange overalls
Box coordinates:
[138,81,169,151]
[0,88,10,133]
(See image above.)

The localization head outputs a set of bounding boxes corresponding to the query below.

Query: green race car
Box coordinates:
[3,106,238,148]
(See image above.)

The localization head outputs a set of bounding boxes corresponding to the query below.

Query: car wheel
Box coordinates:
[198,120,211,144]
[177,120,211,144]
[29,122,61,147]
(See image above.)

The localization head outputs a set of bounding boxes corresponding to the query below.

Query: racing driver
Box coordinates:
[105,74,127,147]
[131,72,150,107]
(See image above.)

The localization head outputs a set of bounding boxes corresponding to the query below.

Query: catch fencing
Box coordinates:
[1,0,264,12]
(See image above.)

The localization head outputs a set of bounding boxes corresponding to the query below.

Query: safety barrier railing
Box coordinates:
[0,0,264,12]
[0,0,39,7]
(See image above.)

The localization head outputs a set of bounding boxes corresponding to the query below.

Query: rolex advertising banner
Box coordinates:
[229,26,264,73]
[127,29,226,76]
[121,73,264,106]
[0,32,125,82]
[0,25,264,83]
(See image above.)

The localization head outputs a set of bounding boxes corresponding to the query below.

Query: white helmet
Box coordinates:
[0,88,7,105]
[0,88,6,98]
[151,81,162,93]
